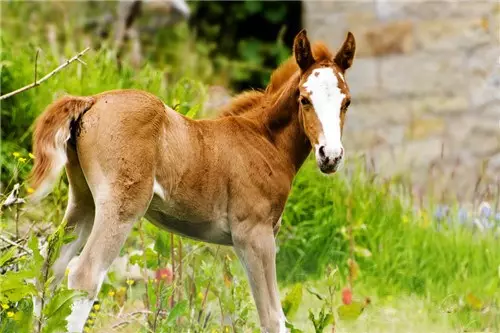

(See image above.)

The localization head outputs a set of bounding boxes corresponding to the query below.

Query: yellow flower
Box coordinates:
[118,287,126,292]
[93,304,100,311]
[89,312,97,318]
[27,187,35,194]
[29,153,35,159]
[7,311,14,318]
[198,292,204,300]
[12,152,20,158]
[83,327,91,332]
[1,304,9,310]
[86,319,94,325]
[18,157,27,163]
[108,290,115,297]
[126,279,134,286]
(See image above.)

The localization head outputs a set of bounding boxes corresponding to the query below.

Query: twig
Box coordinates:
[0,235,32,255]
[0,47,90,101]
[34,48,40,84]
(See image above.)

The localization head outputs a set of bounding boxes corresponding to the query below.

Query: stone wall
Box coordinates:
[304,0,500,198]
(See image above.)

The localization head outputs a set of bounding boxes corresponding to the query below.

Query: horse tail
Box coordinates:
[28,95,95,202]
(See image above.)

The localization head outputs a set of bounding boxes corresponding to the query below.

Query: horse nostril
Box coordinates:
[319,146,326,158]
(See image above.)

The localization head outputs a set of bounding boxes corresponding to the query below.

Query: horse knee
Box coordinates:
[67,257,106,299]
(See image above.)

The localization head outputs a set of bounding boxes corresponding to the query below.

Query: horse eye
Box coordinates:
[300,97,311,106]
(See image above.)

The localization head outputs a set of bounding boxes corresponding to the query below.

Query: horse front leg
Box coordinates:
[232,222,287,333]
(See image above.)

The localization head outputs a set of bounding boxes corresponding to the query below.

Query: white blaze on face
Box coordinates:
[303,68,345,159]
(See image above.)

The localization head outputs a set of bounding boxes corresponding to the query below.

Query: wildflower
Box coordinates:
[12,152,20,158]
[126,279,134,286]
[29,153,35,159]
[86,319,93,325]
[7,311,14,318]
[434,205,449,221]
[118,287,126,293]
[457,207,468,224]
[18,157,27,163]
[89,312,97,318]
[84,327,91,332]
[342,287,353,305]
[1,304,9,310]
[93,303,100,311]
[108,290,115,297]
[478,202,492,218]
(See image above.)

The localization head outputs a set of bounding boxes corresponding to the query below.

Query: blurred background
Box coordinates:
[1,1,500,333]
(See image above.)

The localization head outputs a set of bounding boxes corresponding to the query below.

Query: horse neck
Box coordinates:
[259,75,312,177]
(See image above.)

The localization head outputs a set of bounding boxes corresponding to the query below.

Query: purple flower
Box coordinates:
[478,202,492,219]
[457,207,468,224]
[434,205,449,221]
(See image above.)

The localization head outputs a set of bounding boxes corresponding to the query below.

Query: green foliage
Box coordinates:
[281,283,303,320]
[308,306,335,333]
[189,0,298,90]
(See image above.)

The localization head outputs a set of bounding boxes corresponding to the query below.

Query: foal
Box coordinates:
[29,29,355,333]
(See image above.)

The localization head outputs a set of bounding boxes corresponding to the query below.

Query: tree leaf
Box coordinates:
[281,283,303,319]
[166,300,188,326]
[337,301,365,321]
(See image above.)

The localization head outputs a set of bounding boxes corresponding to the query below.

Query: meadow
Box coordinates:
[1,3,500,333]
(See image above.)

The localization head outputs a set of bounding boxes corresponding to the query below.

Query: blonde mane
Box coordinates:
[218,41,334,118]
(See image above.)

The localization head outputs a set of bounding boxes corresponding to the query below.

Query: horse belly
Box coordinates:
[145,195,233,245]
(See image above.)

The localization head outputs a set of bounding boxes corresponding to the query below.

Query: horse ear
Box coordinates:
[334,32,356,72]
[294,29,315,72]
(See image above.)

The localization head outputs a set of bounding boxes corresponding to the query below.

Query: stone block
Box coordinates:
[344,57,381,100]
[414,18,492,53]
[374,0,496,21]
[380,52,468,96]
[467,46,500,110]
[405,117,445,140]
[345,98,413,129]
[304,0,375,16]
[364,20,414,57]
[344,129,386,151]
[411,94,469,115]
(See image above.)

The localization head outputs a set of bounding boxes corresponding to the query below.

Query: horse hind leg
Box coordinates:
[64,180,153,333]
[34,148,95,318]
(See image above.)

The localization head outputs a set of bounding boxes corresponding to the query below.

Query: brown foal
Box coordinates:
[28,29,355,333]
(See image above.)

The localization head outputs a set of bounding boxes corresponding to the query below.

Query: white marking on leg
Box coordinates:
[279,314,287,333]
[303,68,345,158]
[66,298,95,333]
[66,268,107,333]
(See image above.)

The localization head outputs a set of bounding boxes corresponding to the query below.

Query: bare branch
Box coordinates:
[34,48,40,84]
[0,235,32,255]
[0,47,91,101]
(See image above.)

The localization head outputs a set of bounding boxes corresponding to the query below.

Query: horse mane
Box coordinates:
[217,41,334,118]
